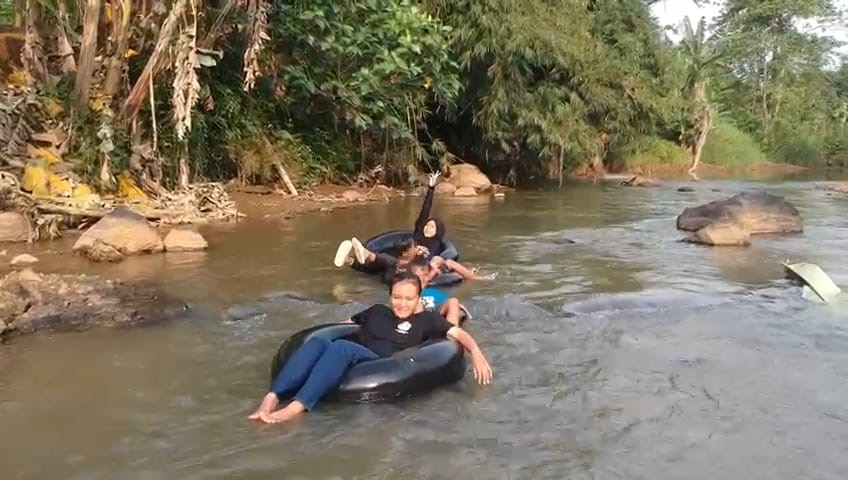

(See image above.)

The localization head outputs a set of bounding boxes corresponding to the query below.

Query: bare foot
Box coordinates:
[248,393,279,420]
[259,400,307,424]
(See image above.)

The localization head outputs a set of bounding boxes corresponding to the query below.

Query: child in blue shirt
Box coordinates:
[411,261,469,326]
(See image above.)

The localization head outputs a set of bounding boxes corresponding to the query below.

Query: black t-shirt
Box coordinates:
[350,304,453,357]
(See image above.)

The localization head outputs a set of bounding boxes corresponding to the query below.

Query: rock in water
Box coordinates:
[0,212,30,243]
[435,182,457,194]
[86,240,124,262]
[163,225,208,252]
[453,186,478,197]
[446,164,492,192]
[676,191,803,234]
[73,206,164,257]
[10,253,38,265]
[682,223,751,247]
[621,175,660,187]
[0,268,185,339]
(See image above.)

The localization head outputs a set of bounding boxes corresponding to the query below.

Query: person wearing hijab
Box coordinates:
[333,172,496,281]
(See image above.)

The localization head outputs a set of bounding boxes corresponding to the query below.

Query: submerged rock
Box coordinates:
[677,191,803,234]
[0,268,185,339]
[85,239,124,262]
[435,182,457,194]
[10,253,38,265]
[163,225,208,252]
[682,223,751,247]
[453,186,478,197]
[621,175,660,187]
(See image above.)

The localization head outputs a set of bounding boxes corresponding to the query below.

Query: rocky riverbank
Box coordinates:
[0,267,187,341]
[0,162,507,341]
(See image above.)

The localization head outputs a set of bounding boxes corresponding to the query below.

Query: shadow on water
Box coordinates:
[2,177,848,478]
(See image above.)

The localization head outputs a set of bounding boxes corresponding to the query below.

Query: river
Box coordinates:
[2,176,848,479]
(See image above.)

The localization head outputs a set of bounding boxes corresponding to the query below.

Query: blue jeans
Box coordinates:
[270,337,378,410]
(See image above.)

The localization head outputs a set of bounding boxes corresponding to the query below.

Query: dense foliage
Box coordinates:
[2,0,846,190]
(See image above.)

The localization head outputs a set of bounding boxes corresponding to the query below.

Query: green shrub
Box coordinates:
[608,136,690,171]
[701,120,767,167]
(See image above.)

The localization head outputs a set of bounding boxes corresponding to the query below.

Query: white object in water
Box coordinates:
[782,261,843,303]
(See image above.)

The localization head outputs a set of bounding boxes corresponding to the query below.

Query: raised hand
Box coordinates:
[428,171,441,187]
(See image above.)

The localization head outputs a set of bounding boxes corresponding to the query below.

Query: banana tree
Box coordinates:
[678,15,723,178]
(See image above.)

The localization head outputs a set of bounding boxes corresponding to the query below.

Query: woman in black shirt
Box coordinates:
[249,271,493,424]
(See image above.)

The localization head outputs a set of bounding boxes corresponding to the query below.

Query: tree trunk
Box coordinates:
[177,150,190,190]
[121,0,187,121]
[273,160,298,196]
[589,154,605,183]
[558,145,564,188]
[689,108,711,180]
[73,0,102,111]
[20,0,47,85]
[103,0,132,100]
[14,0,24,27]
[687,80,711,181]
[55,0,77,73]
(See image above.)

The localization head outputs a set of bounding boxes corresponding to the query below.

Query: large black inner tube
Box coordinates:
[351,230,463,287]
[269,323,466,403]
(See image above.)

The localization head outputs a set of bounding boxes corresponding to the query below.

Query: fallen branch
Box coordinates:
[273,160,298,196]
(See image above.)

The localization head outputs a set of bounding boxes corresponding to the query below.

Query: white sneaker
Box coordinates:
[351,237,368,264]
[333,240,353,267]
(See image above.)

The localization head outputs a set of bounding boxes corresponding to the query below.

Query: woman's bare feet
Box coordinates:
[258,400,307,423]
[248,392,279,420]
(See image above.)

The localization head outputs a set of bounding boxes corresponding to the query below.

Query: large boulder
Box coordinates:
[163,225,208,252]
[682,223,751,247]
[446,164,492,192]
[435,181,457,194]
[676,191,803,234]
[0,212,30,243]
[73,206,164,257]
[453,186,478,197]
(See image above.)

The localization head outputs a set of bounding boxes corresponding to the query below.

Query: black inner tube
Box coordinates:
[351,230,464,287]
[269,323,466,403]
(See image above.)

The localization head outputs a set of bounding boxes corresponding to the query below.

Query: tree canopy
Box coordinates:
[1,0,845,191]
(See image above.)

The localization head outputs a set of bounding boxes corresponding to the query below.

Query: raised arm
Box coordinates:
[447,326,493,385]
[414,172,441,235]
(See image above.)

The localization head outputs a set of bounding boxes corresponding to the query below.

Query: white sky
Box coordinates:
[650,0,848,58]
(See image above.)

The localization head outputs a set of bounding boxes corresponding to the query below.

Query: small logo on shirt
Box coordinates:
[395,321,412,335]
[421,296,435,310]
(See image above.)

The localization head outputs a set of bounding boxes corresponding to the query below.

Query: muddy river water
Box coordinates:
[2,176,848,479]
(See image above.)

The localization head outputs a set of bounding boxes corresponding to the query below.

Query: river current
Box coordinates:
[1,176,847,479]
